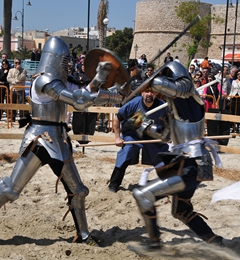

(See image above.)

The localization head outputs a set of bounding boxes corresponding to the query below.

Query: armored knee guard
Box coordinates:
[133,176,185,214]
[0,150,42,208]
[61,162,90,240]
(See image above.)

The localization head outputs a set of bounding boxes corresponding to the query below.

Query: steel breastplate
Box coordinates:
[31,99,67,122]
[169,116,205,158]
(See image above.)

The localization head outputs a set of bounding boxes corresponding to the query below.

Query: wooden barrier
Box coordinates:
[0,103,240,154]
[0,103,240,122]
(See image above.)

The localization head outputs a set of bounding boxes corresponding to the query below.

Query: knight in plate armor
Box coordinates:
[131,61,224,252]
[0,36,128,246]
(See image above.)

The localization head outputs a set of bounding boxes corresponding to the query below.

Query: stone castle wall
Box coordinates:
[131,0,240,67]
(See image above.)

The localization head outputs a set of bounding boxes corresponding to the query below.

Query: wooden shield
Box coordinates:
[84,48,130,94]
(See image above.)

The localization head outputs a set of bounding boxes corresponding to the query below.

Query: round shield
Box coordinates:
[84,48,130,94]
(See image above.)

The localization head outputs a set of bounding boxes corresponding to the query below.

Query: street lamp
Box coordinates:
[134,44,139,59]
[103,17,109,48]
[13,0,32,59]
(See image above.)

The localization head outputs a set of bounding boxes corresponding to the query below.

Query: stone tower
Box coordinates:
[131,0,240,67]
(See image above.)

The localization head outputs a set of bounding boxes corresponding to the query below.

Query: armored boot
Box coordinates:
[60,161,100,246]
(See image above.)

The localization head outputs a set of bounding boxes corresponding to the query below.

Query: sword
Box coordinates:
[122,15,201,105]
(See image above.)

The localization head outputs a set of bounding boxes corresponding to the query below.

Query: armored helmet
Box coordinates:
[36,36,70,82]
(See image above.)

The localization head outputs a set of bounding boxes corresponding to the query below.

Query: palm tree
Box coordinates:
[15,46,31,60]
[2,0,12,57]
[97,0,109,48]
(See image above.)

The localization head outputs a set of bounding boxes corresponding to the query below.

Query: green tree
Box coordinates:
[175,0,223,64]
[14,46,31,60]
[3,0,13,57]
[106,27,134,61]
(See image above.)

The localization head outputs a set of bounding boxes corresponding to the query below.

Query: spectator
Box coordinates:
[35,49,41,61]
[189,64,196,78]
[228,65,238,86]
[126,59,138,76]
[210,62,220,76]
[193,59,200,70]
[200,57,211,70]
[229,69,240,132]
[77,51,87,67]
[143,64,154,80]
[0,53,13,69]
[174,56,180,63]
[203,73,227,112]
[142,54,147,63]
[0,60,11,120]
[7,58,28,122]
[30,48,36,61]
[138,55,145,67]
[164,52,173,64]
[193,70,203,81]
[201,68,209,86]
[215,65,231,95]
[193,78,203,94]
[108,88,169,193]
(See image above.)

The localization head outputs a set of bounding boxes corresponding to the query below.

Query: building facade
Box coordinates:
[132,0,240,66]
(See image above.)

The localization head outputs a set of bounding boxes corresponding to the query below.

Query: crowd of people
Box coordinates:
[0,53,29,122]
[189,57,240,132]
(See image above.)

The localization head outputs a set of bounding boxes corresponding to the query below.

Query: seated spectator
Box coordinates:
[202,74,226,111]
[228,65,238,86]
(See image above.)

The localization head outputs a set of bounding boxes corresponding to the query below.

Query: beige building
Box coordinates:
[131,0,240,67]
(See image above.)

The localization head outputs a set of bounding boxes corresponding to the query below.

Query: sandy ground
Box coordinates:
[0,125,240,260]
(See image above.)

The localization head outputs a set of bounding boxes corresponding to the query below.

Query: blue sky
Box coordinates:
[0,0,233,32]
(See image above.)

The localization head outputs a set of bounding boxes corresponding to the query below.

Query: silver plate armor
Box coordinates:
[36,36,70,83]
[133,176,185,213]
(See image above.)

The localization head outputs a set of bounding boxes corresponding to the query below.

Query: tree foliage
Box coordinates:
[106,27,134,61]
[175,0,223,63]
[12,46,32,59]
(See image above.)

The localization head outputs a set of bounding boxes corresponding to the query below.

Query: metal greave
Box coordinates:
[61,161,90,240]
